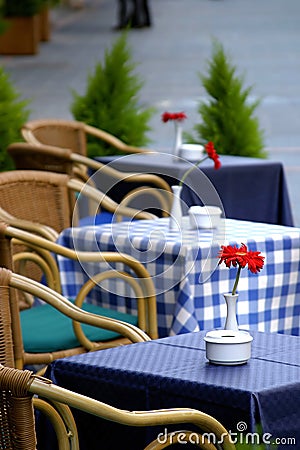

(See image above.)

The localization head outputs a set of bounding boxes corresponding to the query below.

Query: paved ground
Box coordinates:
[1,0,300,224]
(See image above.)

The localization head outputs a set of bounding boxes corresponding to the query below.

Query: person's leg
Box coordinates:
[141,0,151,26]
[116,0,129,28]
[131,0,151,28]
[130,0,140,27]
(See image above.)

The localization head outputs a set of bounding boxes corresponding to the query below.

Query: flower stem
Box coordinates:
[232,264,242,295]
[179,156,208,187]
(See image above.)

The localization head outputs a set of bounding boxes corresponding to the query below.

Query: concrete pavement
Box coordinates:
[1,0,300,224]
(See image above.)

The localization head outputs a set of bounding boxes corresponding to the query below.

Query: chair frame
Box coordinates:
[0,265,234,450]
[0,363,235,450]
[0,223,158,371]
[0,170,159,336]
[21,118,155,155]
[0,169,157,231]
[8,141,172,216]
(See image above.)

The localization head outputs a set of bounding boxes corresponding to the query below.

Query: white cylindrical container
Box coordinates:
[179,143,204,162]
[204,329,253,365]
[189,205,222,229]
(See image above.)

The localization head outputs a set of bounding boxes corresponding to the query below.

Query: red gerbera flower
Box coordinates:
[218,243,265,294]
[204,141,221,170]
[161,111,187,123]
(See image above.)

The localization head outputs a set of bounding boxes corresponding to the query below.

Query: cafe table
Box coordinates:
[93,153,294,226]
[44,330,300,450]
[57,217,300,338]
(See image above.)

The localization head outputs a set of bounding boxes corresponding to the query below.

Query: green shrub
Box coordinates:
[71,32,155,157]
[186,40,266,158]
[0,66,30,171]
[1,0,45,17]
[234,424,277,449]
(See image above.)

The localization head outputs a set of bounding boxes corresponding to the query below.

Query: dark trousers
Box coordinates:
[118,0,151,28]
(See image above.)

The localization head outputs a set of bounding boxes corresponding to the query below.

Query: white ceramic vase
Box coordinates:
[223,292,239,331]
[172,123,182,160]
[169,185,183,231]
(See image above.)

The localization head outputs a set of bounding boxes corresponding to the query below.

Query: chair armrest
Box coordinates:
[3,224,158,339]
[71,153,171,191]
[27,374,234,450]
[68,177,158,220]
[84,123,155,154]
[0,207,58,241]
[9,271,150,345]
[71,153,172,214]
[0,364,235,450]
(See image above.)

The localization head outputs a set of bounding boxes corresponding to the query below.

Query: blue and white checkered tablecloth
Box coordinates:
[57,218,300,337]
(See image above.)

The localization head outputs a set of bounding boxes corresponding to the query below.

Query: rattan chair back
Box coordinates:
[0,168,159,339]
[22,118,87,156]
[0,170,77,297]
[22,118,153,155]
[8,142,75,176]
[0,170,75,234]
[7,142,172,216]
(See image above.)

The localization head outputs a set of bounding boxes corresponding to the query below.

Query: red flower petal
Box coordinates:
[246,251,265,273]
[161,111,187,123]
[218,243,264,272]
[204,142,221,170]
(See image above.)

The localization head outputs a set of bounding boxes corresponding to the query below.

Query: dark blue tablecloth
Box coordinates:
[94,154,294,226]
[44,331,300,450]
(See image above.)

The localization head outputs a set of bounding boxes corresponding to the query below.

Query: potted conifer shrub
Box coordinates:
[0,0,48,54]
[186,40,266,158]
[71,32,155,157]
[0,65,30,171]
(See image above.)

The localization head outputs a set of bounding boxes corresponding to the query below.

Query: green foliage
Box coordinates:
[2,0,45,17]
[0,16,6,36]
[186,40,266,158]
[0,66,30,171]
[0,0,4,33]
[71,32,155,157]
[234,424,277,449]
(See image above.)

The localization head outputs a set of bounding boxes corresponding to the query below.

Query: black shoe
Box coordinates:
[131,20,151,28]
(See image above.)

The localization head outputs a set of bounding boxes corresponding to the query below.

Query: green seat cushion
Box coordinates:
[20,302,138,353]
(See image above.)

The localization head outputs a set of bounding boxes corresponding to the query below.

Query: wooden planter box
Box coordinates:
[0,15,40,55]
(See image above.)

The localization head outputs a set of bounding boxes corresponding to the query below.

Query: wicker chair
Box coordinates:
[0,270,235,450]
[21,118,155,156]
[7,142,172,217]
[0,223,158,373]
[0,362,235,449]
[0,168,158,299]
[0,168,158,233]
[0,172,159,369]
